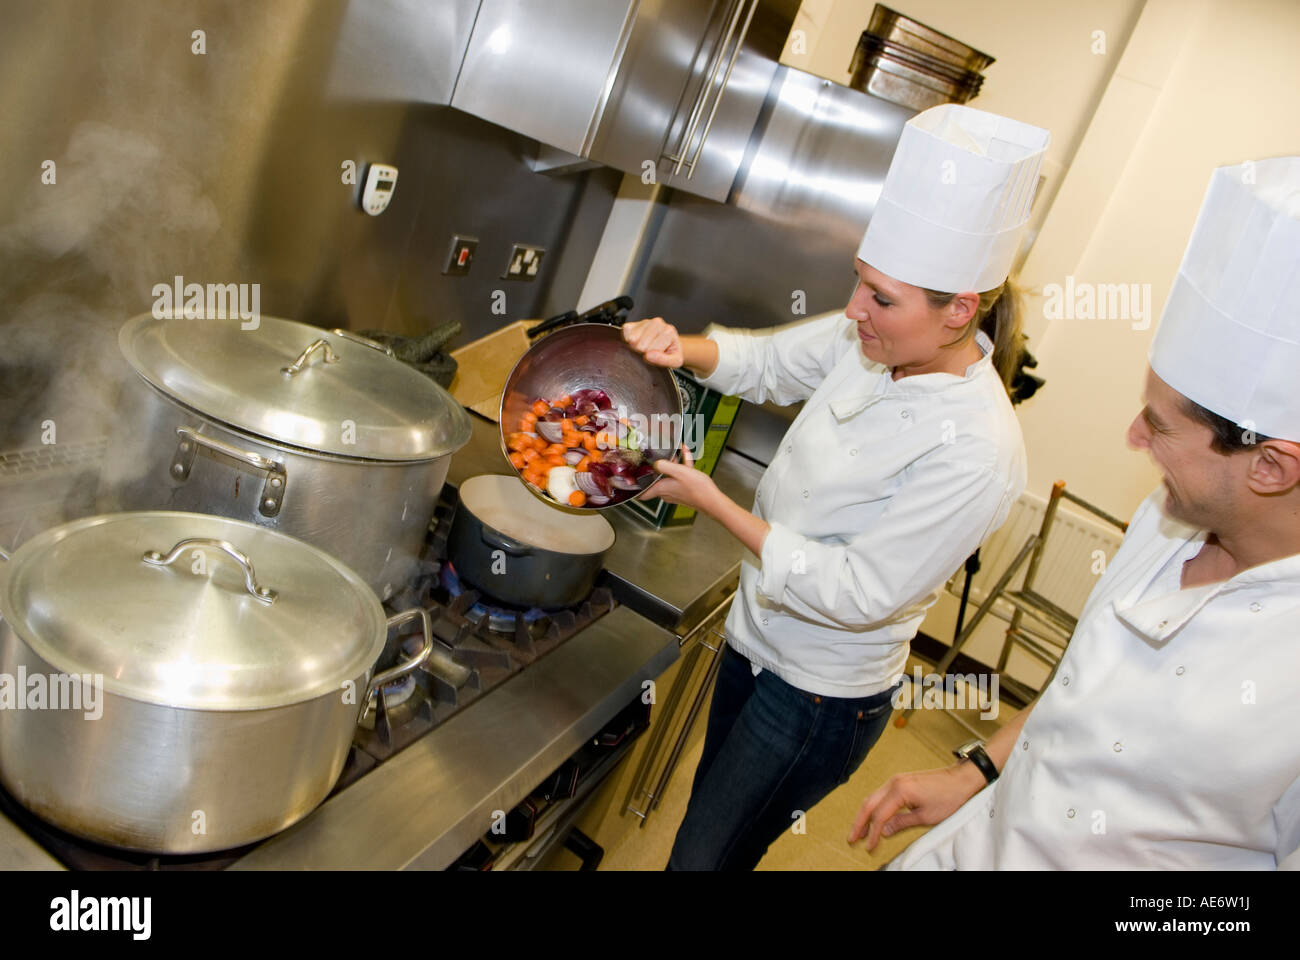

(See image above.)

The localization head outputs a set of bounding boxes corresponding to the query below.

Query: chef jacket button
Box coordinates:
[785,444,792,454]
[1157,619,1168,629]
[1176,666,1185,676]
[1061,675,1070,686]
[802,489,810,498]
[1066,808,1076,819]
[1021,739,1028,750]
[762,617,769,626]
[900,410,910,419]
[1250,602,1262,613]
[988,809,994,819]
[1113,741,1123,753]
[849,448,858,456]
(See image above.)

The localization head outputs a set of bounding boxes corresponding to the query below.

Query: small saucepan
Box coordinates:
[447,474,615,610]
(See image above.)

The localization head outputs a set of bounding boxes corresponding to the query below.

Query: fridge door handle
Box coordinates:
[684,0,758,179]
[665,0,747,176]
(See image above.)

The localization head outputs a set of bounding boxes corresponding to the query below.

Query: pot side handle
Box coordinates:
[479,526,530,557]
[141,537,277,604]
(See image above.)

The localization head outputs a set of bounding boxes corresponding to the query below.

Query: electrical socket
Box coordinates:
[503,244,545,281]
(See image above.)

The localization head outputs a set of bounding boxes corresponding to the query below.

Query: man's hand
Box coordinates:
[848,763,986,852]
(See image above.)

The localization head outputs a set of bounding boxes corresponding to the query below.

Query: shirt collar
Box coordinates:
[1113,526,1300,648]
[828,329,996,420]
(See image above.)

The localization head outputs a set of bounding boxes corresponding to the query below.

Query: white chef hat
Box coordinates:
[857,104,1050,293]
[1149,157,1300,443]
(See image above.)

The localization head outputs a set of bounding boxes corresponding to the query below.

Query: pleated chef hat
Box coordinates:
[1149,157,1300,443]
[857,104,1050,293]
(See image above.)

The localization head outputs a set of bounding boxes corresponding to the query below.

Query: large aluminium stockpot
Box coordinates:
[99,314,473,600]
[0,511,441,854]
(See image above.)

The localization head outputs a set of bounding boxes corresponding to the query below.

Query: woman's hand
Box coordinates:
[622,316,684,368]
[642,444,720,512]
[847,763,986,852]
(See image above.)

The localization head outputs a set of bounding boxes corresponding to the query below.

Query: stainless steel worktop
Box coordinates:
[447,411,764,635]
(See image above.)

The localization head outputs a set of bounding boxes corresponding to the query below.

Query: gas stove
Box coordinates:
[0,484,635,871]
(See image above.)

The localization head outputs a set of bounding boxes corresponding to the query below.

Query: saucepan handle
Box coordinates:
[480,526,530,557]
[141,537,277,604]
[363,609,473,718]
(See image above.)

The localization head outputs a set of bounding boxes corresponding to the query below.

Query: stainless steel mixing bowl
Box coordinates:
[499,323,685,509]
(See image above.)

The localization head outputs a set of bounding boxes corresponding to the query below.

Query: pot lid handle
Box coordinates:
[330,328,395,357]
[141,537,278,604]
[280,337,340,376]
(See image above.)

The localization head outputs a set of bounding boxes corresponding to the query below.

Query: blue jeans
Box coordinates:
[667,642,898,871]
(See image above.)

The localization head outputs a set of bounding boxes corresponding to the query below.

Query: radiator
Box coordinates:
[949,490,1128,624]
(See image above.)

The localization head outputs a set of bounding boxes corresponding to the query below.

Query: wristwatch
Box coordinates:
[953,739,999,784]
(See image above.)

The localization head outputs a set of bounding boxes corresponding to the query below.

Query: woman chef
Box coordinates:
[620,104,1051,871]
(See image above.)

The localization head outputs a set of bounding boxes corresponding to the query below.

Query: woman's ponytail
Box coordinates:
[924,278,1026,394]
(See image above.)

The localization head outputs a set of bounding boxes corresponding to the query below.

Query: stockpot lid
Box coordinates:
[119,313,473,461]
[0,512,387,711]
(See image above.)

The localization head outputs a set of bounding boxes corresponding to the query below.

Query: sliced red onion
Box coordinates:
[609,475,640,492]
[572,388,612,411]
[577,422,597,433]
[564,449,585,466]
[585,493,612,506]
[536,421,564,444]
[575,400,598,417]
[575,471,605,497]
[544,407,566,422]
[592,409,620,428]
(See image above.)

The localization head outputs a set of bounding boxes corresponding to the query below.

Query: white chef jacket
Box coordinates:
[890,488,1300,870]
[695,311,1026,698]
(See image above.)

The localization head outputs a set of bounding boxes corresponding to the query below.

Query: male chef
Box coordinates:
[849,156,1300,869]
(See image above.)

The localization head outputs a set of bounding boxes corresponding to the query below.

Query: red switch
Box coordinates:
[458,247,470,266]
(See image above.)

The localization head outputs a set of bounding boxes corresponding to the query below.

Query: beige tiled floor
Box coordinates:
[542,655,1017,870]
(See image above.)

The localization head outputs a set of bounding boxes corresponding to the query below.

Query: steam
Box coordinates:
[0,121,225,546]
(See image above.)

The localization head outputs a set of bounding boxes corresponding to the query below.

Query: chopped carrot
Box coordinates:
[531,435,548,451]
[531,400,550,417]
[588,448,603,463]
[576,456,590,472]
[522,448,539,464]
[558,395,572,406]
[568,491,586,507]
[545,455,566,468]
[581,433,597,451]
[574,415,589,427]
[563,433,581,448]
[560,418,573,432]
[544,443,566,457]
[521,411,538,426]
[517,419,532,433]
[509,452,525,469]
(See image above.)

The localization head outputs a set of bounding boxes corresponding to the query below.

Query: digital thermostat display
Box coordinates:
[361,163,398,215]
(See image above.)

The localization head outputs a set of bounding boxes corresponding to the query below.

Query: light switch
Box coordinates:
[444,235,478,276]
